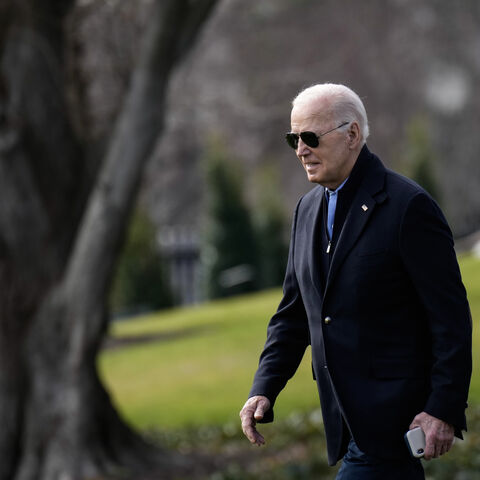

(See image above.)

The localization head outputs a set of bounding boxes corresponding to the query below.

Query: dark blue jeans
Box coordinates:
[336,438,425,480]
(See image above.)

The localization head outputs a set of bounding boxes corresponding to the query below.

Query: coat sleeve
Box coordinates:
[248,199,310,423]
[399,191,472,432]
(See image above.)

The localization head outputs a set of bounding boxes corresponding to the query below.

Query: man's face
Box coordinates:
[290,100,356,190]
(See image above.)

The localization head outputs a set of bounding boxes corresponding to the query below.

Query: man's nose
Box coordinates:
[296,139,310,156]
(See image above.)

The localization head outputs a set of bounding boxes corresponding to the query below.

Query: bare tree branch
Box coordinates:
[175,0,220,61]
[61,0,219,358]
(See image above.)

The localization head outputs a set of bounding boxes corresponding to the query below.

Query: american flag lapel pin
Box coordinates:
[361,204,368,211]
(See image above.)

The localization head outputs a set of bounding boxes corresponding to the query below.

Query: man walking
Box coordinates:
[239,83,472,479]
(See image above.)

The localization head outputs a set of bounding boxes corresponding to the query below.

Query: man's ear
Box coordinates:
[347,122,362,149]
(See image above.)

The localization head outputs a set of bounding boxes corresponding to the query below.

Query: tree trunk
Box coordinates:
[0,1,219,478]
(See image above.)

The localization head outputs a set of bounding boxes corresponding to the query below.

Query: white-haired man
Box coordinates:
[240,84,471,479]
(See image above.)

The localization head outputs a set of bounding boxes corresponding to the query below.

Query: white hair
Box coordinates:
[292,83,370,143]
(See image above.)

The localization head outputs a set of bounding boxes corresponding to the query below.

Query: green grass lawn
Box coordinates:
[98,255,480,431]
[458,254,480,402]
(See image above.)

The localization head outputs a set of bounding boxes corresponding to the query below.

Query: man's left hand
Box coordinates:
[409,412,454,460]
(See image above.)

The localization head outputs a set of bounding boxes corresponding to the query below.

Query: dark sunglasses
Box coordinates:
[285,121,350,149]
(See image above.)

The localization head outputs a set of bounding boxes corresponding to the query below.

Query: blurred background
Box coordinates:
[1,0,479,479]
[108,0,480,308]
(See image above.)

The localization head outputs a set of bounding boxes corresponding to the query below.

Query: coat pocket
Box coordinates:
[370,357,429,379]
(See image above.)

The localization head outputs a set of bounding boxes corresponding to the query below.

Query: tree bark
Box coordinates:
[0,2,85,476]
[0,0,219,478]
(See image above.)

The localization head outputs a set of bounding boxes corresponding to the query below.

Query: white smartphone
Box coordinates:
[404,427,426,458]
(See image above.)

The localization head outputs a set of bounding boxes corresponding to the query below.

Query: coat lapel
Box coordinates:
[305,185,326,300]
[324,158,387,295]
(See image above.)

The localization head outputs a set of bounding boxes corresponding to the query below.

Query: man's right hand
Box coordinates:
[239,395,271,446]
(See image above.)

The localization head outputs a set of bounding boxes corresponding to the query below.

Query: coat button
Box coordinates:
[324,316,332,325]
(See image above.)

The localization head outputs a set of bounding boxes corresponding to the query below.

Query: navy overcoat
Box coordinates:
[250,146,472,465]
